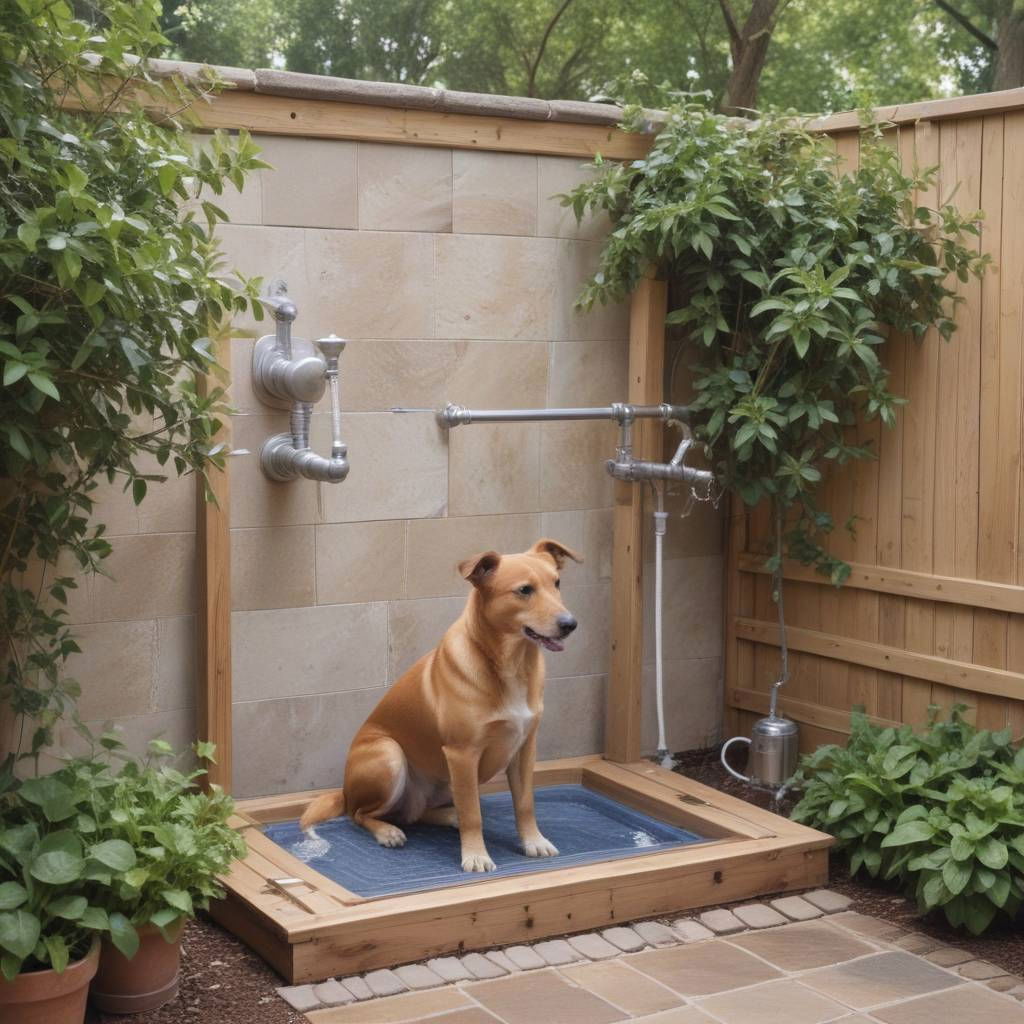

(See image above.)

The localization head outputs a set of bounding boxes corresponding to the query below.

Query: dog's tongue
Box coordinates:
[539,635,564,653]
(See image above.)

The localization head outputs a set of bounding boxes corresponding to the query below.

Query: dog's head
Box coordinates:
[458,539,582,652]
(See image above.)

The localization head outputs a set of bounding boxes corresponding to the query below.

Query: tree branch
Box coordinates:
[526,0,578,97]
[717,0,742,47]
[932,0,998,50]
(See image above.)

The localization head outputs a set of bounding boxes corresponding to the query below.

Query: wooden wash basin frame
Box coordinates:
[189,194,833,981]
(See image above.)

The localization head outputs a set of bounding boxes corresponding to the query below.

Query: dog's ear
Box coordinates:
[458,550,501,588]
[529,538,583,569]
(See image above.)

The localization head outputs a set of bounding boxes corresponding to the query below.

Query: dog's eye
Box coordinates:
[554,578,560,589]
[516,585,534,597]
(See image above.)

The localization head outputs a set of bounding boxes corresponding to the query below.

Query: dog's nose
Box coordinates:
[557,614,578,637]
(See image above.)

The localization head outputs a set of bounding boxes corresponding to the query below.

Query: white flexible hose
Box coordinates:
[653,492,673,769]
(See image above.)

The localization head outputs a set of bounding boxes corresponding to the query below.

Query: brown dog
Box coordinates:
[299,539,580,872]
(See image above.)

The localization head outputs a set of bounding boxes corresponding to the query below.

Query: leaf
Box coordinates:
[976,837,1009,870]
[0,910,39,960]
[29,832,85,885]
[43,934,69,973]
[88,839,136,873]
[941,857,971,896]
[161,889,194,916]
[108,912,139,959]
[17,222,39,249]
[48,895,87,920]
[27,372,59,401]
[0,883,27,911]
[79,906,109,931]
[880,820,935,848]
[3,362,28,386]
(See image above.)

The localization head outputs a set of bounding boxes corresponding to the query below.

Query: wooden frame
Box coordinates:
[210,756,830,982]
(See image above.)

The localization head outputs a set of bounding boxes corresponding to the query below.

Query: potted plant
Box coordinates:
[87,737,246,1014]
[0,764,137,1024]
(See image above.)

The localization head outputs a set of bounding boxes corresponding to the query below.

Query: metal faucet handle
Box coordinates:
[315,334,347,370]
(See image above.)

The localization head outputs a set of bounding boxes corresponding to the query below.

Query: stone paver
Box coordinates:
[533,938,581,966]
[987,975,1020,992]
[800,951,962,1010]
[504,945,546,970]
[467,969,623,1024]
[312,980,355,1007]
[732,902,788,928]
[633,921,680,947]
[394,963,445,989]
[924,946,974,967]
[699,908,744,934]
[769,895,823,921]
[363,968,407,997]
[426,956,472,983]
[305,988,471,1023]
[276,984,320,1012]
[341,976,373,1001]
[629,940,782,997]
[460,952,508,979]
[830,911,903,939]
[671,918,715,943]
[729,920,876,972]
[802,888,853,913]
[957,960,1005,980]
[560,959,683,1016]
[870,984,1024,1024]
[1009,984,1024,1001]
[567,931,620,960]
[602,925,648,952]
[895,932,944,955]
[697,977,849,1024]
[485,950,519,973]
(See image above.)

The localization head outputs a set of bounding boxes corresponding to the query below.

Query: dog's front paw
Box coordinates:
[522,835,559,858]
[375,824,407,848]
[461,851,497,873]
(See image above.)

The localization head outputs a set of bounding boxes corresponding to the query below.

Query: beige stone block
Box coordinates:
[316,412,447,523]
[405,513,542,599]
[547,338,628,408]
[137,459,195,535]
[539,419,616,511]
[306,229,435,339]
[387,595,465,679]
[232,687,387,798]
[342,340,548,413]
[551,582,610,678]
[643,555,724,662]
[154,616,196,712]
[449,423,541,517]
[260,136,357,229]
[57,709,196,764]
[232,602,388,702]
[435,235,559,341]
[537,156,613,241]
[642,657,723,754]
[560,959,682,1016]
[189,133,263,226]
[627,940,781,996]
[467,970,622,1024]
[316,520,406,604]
[555,239,630,342]
[537,674,605,759]
[453,152,537,235]
[68,619,156,720]
[540,508,613,584]
[91,533,195,622]
[872,986,1024,1024]
[229,336,261,415]
[231,526,316,610]
[358,143,452,232]
[697,978,849,1024]
[86,472,144,536]
[228,414,318,528]
[800,952,962,1009]
[730,921,875,972]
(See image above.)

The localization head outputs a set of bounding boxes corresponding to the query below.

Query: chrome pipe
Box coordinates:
[434,402,690,428]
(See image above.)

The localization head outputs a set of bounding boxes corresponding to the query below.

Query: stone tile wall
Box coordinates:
[57,132,724,796]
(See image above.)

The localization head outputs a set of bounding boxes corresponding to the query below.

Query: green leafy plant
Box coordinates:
[1,0,265,771]
[0,738,244,977]
[791,706,1024,935]
[565,97,987,584]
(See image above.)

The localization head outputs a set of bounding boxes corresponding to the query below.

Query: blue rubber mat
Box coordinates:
[263,783,707,898]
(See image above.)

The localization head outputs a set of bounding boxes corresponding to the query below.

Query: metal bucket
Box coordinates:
[721,713,799,790]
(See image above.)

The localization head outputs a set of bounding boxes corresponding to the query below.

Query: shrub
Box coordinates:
[0,0,264,770]
[791,706,1024,935]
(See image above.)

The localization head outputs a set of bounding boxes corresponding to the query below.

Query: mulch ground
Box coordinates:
[86,746,1022,1023]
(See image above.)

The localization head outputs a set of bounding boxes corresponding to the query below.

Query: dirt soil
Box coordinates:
[85,747,1022,1023]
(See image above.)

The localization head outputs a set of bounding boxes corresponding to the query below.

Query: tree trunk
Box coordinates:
[719,0,785,113]
[993,11,1024,90]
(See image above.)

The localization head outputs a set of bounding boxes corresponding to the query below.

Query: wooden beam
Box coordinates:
[729,685,900,736]
[735,616,1024,702]
[736,553,1024,614]
[606,276,667,763]
[196,337,233,792]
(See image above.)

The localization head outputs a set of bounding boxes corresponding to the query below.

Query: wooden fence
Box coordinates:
[724,92,1024,750]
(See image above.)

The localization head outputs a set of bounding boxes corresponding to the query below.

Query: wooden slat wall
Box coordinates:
[725,110,1024,748]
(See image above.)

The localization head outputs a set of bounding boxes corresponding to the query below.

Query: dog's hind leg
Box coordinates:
[345,736,410,848]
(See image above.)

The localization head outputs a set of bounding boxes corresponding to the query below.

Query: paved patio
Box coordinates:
[278,892,1024,1023]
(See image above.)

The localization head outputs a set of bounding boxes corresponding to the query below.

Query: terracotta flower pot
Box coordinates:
[90,918,185,1015]
[0,936,99,1024]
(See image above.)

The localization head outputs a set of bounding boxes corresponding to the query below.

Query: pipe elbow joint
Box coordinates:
[294,448,350,483]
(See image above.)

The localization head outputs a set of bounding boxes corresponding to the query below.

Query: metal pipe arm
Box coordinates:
[433,402,691,428]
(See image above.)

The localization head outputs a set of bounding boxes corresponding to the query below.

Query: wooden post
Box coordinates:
[605,275,667,763]
[196,337,233,792]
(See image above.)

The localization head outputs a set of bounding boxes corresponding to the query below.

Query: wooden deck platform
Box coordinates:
[210,756,832,983]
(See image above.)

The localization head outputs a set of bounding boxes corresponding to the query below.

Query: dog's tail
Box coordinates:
[299,789,346,832]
